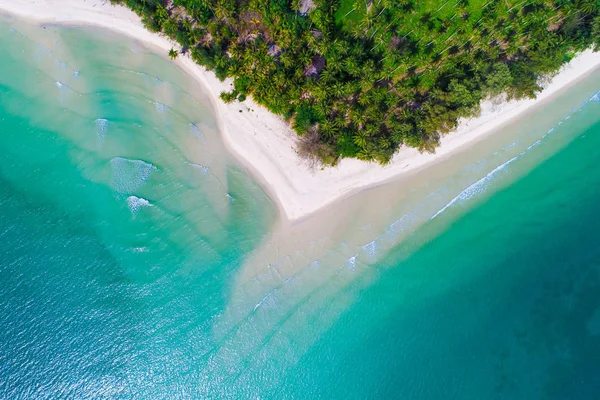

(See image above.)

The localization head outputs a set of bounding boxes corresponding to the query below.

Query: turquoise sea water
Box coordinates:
[2,17,600,399]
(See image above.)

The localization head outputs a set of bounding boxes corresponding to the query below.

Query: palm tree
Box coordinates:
[352,112,368,129]
[580,0,598,15]
[298,49,313,67]
[169,48,178,60]
[155,5,169,25]
[319,121,338,139]
[327,55,344,73]
[353,131,368,148]
[332,82,345,98]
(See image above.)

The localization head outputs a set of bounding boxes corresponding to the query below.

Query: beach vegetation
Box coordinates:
[112,0,600,164]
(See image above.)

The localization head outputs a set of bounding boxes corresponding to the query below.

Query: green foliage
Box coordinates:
[293,104,321,134]
[141,15,161,32]
[593,15,600,50]
[121,0,600,165]
[446,80,479,111]
[163,19,179,39]
[483,64,513,97]
[220,90,239,103]
[191,46,217,69]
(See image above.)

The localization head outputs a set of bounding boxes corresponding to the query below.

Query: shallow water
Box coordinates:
[2,16,600,399]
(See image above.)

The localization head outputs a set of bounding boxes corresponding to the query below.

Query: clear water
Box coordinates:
[2,17,600,399]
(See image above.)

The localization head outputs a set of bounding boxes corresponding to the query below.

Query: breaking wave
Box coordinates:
[431,156,518,220]
[189,162,210,174]
[126,195,152,214]
[154,101,168,113]
[95,118,108,146]
[430,87,600,221]
[130,247,149,253]
[190,123,204,141]
[110,157,155,194]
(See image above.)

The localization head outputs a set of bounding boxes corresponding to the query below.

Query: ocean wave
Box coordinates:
[253,287,278,312]
[429,85,600,222]
[502,140,519,151]
[386,211,418,241]
[361,240,378,262]
[130,246,149,253]
[190,123,204,141]
[11,28,75,75]
[189,162,210,174]
[526,139,542,151]
[55,81,71,103]
[126,195,152,214]
[110,157,155,194]
[133,70,163,87]
[352,185,447,262]
[95,118,109,146]
[55,58,67,70]
[431,156,519,220]
[154,101,168,113]
[343,254,358,273]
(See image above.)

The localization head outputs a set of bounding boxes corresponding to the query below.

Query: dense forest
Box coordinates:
[111,0,600,164]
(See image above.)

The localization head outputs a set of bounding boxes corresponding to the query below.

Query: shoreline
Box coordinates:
[2,0,600,223]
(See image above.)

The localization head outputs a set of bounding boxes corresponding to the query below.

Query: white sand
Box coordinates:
[2,0,600,222]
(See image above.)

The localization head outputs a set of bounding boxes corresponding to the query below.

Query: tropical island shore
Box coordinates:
[1,0,600,222]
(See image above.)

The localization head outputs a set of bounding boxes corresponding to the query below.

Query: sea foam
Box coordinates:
[126,195,152,214]
[95,118,108,146]
[431,156,519,220]
[189,162,210,174]
[154,101,168,113]
[110,157,155,194]
[130,247,149,253]
[429,87,599,221]
[343,254,358,273]
[361,240,378,263]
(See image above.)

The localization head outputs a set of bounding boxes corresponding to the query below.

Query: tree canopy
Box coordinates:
[112,0,600,164]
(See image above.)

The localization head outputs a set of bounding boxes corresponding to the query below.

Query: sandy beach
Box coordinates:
[2,0,600,222]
